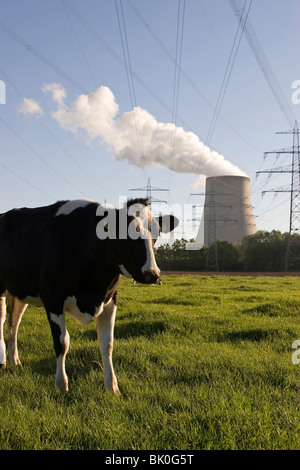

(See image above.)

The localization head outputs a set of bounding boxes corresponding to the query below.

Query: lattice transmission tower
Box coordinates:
[129,177,169,208]
[205,191,219,271]
[190,190,234,272]
[257,120,300,271]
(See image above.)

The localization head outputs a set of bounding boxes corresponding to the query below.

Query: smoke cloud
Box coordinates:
[42,83,246,178]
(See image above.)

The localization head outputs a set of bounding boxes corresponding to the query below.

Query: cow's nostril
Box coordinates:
[144,271,153,280]
[144,269,160,283]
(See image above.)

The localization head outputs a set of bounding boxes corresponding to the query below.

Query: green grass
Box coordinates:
[1,275,300,449]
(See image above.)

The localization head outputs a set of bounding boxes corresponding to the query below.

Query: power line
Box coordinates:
[0,119,55,201]
[228,0,296,127]
[63,0,259,164]
[190,0,252,192]
[1,71,97,199]
[205,0,252,147]
[60,0,98,89]
[115,0,148,181]
[127,0,262,159]
[169,0,186,187]
[58,1,191,132]
[1,69,115,198]
[0,116,89,197]
[0,18,143,137]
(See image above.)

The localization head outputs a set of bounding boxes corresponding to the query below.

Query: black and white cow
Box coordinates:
[0,198,178,394]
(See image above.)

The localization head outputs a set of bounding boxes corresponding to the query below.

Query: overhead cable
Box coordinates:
[191,0,252,190]
[228,0,296,127]
[115,0,148,180]
[169,0,186,188]
[0,18,143,136]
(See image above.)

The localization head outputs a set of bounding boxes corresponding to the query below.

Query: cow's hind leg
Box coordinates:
[97,295,120,395]
[7,293,28,366]
[46,309,70,391]
[0,291,6,369]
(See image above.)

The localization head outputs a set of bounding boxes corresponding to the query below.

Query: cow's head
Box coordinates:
[97,198,178,284]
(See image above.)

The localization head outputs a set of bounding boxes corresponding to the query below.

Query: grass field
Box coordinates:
[0,274,300,450]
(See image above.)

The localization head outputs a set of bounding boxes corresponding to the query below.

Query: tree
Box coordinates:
[240,230,286,271]
[154,231,300,272]
[215,240,242,271]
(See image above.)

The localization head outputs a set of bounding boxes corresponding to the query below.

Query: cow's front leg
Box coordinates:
[46,310,70,391]
[97,296,120,395]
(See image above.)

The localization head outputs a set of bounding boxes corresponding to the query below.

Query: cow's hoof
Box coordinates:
[105,387,121,396]
[7,356,22,366]
[55,379,69,392]
[0,363,6,370]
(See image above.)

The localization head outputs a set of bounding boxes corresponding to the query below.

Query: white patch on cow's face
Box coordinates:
[64,295,104,326]
[119,203,161,282]
[141,234,159,275]
[55,199,95,217]
[134,206,160,276]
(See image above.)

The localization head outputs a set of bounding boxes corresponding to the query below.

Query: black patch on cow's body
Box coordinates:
[0,200,123,367]
[0,202,63,299]
[0,201,120,314]
[46,312,63,357]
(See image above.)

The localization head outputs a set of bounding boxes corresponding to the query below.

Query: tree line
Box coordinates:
[154,230,300,272]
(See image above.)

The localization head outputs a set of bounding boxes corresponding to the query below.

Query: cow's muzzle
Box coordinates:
[142,268,161,284]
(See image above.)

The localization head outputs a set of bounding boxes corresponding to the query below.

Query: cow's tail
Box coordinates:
[6,291,15,317]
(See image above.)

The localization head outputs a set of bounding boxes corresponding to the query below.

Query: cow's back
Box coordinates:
[0,201,65,297]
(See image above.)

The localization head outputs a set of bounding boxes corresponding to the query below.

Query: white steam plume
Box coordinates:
[18,97,43,117]
[42,83,246,178]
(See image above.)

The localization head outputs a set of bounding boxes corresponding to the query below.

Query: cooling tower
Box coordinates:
[204,175,257,244]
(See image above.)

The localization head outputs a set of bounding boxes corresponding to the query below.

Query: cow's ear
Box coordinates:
[156,215,179,234]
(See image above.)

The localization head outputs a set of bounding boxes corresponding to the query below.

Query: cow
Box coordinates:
[0,198,178,394]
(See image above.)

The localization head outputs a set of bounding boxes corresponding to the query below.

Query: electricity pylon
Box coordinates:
[205,191,219,271]
[257,120,300,271]
[191,191,234,271]
[129,177,169,207]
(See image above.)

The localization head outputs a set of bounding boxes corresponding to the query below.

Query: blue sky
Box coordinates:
[1,0,300,240]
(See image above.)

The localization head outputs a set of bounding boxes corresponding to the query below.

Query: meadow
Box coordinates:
[0,274,300,450]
